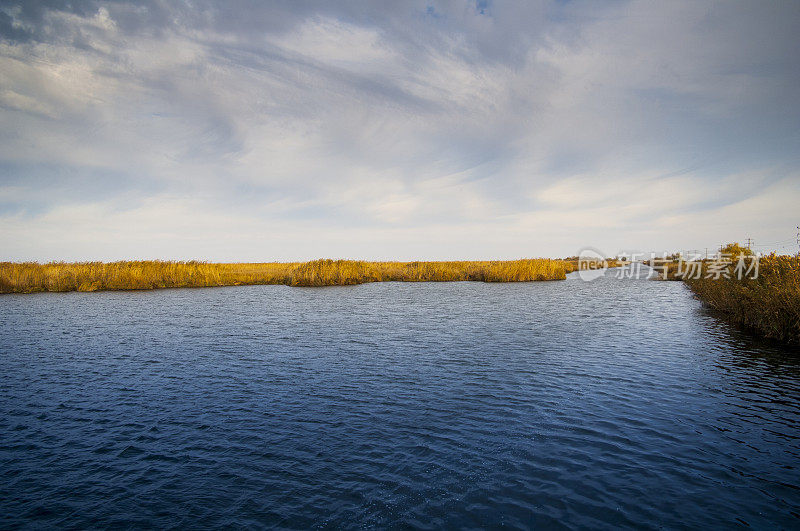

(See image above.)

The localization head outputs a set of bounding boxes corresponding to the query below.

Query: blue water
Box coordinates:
[1,270,799,528]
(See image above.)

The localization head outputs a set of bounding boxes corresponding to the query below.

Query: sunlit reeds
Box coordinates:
[288,258,568,286]
[683,253,800,345]
[0,258,569,293]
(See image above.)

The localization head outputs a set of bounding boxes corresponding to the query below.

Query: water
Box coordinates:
[1,270,799,529]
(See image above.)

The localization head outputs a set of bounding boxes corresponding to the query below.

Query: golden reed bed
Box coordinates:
[682,254,800,345]
[0,259,576,293]
[651,243,800,345]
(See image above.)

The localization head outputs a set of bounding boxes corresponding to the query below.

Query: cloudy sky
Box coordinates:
[1,1,798,261]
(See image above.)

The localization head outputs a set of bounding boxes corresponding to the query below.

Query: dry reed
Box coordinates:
[683,253,800,345]
[0,258,569,294]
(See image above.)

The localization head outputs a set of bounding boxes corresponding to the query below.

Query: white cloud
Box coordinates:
[0,1,798,260]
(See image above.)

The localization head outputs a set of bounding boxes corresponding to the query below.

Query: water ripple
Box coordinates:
[1,272,799,528]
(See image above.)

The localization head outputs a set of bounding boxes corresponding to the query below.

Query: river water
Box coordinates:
[1,269,798,528]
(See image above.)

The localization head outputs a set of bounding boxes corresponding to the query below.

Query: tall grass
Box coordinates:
[0,258,569,294]
[289,258,568,286]
[683,253,800,345]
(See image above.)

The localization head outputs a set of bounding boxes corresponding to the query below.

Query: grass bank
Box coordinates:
[649,244,800,345]
[681,253,800,345]
[0,258,571,294]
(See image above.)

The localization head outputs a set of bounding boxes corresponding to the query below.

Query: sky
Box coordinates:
[1,0,799,261]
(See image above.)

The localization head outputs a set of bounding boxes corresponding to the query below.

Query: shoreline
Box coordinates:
[0,258,607,294]
[649,253,799,346]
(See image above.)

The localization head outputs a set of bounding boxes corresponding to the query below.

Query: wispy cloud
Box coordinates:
[1,1,798,260]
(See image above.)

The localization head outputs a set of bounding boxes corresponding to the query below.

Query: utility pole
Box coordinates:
[704,247,708,260]
[796,226,799,256]
[745,237,753,250]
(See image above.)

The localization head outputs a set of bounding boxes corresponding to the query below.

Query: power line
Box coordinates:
[752,238,795,246]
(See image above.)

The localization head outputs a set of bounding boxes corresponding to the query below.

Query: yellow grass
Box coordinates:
[683,253,800,345]
[0,258,570,293]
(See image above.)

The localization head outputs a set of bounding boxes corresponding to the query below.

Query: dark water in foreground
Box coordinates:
[1,270,799,529]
